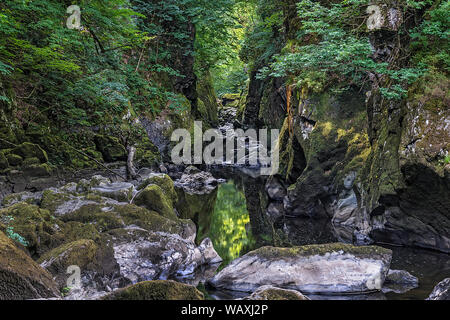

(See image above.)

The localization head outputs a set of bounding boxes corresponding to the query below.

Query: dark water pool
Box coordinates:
[190,172,450,300]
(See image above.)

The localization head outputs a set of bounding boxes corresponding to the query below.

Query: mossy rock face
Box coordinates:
[135,137,161,168]
[37,239,108,288]
[113,204,196,240]
[101,280,204,300]
[0,152,8,170]
[23,157,41,166]
[0,203,65,257]
[61,204,125,232]
[0,230,60,300]
[22,163,52,177]
[40,189,72,215]
[133,185,177,220]
[60,221,101,243]
[94,135,127,162]
[138,174,178,206]
[6,153,22,166]
[12,142,48,163]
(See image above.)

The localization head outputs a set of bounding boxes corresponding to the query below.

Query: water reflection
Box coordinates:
[208,181,256,265]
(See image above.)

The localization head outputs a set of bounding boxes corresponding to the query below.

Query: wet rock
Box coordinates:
[243,285,309,300]
[1,191,42,207]
[175,167,225,194]
[91,182,136,203]
[208,243,392,294]
[38,239,113,287]
[265,177,286,201]
[0,230,59,300]
[332,173,359,226]
[40,188,119,217]
[427,278,450,300]
[101,280,204,300]
[111,227,221,283]
[382,269,419,294]
[266,202,284,221]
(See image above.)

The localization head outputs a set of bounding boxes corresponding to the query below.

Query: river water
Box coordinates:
[184,168,450,300]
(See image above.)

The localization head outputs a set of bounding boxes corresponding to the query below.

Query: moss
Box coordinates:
[37,239,100,270]
[196,70,219,125]
[248,243,392,260]
[138,174,178,205]
[0,230,59,299]
[94,134,127,162]
[0,203,63,257]
[6,153,22,166]
[23,157,41,166]
[101,280,204,300]
[40,189,71,214]
[0,152,8,170]
[133,185,177,220]
[1,191,41,207]
[61,204,125,232]
[222,93,240,100]
[113,204,195,238]
[12,142,48,163]
[61,221,101,243]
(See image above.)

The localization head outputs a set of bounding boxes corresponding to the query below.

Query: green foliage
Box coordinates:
[256,0,442,100]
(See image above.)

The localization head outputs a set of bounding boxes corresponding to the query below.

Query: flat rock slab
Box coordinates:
[208,243,392,294]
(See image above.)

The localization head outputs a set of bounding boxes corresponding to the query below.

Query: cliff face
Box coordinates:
[244,1,450,252]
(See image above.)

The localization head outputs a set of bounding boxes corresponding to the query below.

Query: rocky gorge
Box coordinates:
[0,0,449,302]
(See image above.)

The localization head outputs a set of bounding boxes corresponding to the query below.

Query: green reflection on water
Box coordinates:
[208,181,256,265]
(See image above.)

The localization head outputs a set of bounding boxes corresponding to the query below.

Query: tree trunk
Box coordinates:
[127,145,137,180]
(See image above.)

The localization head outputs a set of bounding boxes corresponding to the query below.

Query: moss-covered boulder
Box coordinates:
[138,174,178,205]
[101,280,204,300]
[6,153,22,166]
[133,185,177,220]
[0,203,65,257]
[0,230,59,300]
[94,135,127,162]
[0,151,8,170]
[11,142,48,163]
[37,239,113,288]
[61,204,125,232]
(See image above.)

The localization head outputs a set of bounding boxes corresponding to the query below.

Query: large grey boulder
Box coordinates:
[427,278,450,300]
[208,243,392,294]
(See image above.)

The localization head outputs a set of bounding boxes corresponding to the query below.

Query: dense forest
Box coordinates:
[0,0,449,302]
